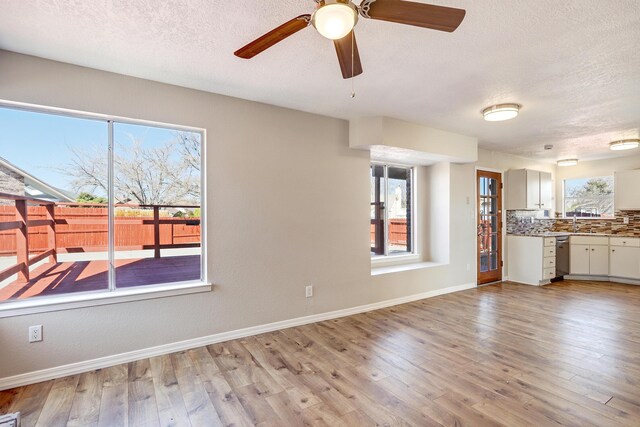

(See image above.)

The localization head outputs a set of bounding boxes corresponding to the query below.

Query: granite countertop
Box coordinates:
[508,232,639,238]
[508,232,570,237]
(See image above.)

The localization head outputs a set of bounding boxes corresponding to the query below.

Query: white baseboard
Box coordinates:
[0,282,475,391]
[565,275,640,285]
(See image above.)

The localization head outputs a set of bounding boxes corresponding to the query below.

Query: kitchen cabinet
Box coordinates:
[506,169,553,210]
[614,170,640,210]
[507,235,557,285]
[610,237,640,279]
[570,236,609,276]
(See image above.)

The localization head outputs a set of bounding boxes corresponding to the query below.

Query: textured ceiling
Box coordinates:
[1,0,639,161]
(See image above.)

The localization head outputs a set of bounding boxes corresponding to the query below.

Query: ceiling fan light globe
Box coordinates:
[312,2,357,40]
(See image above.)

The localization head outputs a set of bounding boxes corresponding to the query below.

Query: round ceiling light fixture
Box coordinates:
[312,0,358,40]
[609,139,640,151]
[482,103,521,122]
[557,159,578,167]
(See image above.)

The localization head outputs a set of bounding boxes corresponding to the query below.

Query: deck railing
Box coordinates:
[0,193,56,284]
[370,219,409,246]
[0,192,200,284]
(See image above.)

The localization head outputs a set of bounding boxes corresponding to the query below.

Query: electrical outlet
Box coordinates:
[305,285,313,298]
[29,325,42,343]
[466,263,471,271]
[623,217,629,224]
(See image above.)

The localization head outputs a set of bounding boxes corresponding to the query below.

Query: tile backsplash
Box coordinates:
[507,210,640,236]
[507,211,555,234]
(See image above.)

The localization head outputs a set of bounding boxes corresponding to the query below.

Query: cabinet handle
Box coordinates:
[585,248,589,251]
[591,249,595,251]
[612,249,616,252]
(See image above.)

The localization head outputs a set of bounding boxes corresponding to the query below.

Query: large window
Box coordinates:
[564,176,614,218]
[370,163,414,256]
[0,105,204,304]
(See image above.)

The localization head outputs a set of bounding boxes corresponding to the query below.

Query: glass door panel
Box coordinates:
[477,171,502,284]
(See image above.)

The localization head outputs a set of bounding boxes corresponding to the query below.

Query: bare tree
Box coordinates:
[177,132,201,172]
[565,177,614,217]
[61,132,200,205]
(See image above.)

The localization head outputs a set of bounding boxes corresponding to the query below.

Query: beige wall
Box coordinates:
[1,50,589,381]
[0,51,481,379]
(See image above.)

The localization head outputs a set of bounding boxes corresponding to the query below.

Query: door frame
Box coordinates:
[475,167,506,285]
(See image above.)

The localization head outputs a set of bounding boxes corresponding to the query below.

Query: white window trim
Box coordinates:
[0,281,212,318]
[370,162,419,262]
[0,99,209,316]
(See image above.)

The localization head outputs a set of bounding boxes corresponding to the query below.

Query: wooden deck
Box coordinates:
[0,255,200,301]
[1,280,640,426]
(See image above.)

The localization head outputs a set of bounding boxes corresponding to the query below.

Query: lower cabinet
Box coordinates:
[507,235,556,286]
[570,236,609,276]
[570,244,590,275]
[590,245,610,276]
[610,238,640,279]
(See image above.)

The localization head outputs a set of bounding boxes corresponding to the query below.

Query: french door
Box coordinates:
[477,170,503,284]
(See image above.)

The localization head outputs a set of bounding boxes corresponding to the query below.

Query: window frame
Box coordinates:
[370,162,417,261]
[0,99,210,317]
[562,175,615,219]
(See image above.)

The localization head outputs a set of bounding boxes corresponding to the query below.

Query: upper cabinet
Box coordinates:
[506,169,553,210]
[614,170,640,210]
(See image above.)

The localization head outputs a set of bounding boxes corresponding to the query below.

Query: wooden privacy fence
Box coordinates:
[370,219,408,245]
[0,193,200,284]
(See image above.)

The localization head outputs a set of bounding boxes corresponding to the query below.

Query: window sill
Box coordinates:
[371,253,421,267]
[372,261,445,276]
[0,281,212,318]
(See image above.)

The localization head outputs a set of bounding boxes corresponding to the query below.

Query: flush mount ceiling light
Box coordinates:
[312,0,359,40]
[609,139,640,151]
[482,103,521,122]
[557,159,578,167]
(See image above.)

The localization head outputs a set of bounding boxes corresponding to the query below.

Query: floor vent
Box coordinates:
[0,412,20,427]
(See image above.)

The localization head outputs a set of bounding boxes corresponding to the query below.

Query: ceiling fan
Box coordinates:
[234,0,466,79]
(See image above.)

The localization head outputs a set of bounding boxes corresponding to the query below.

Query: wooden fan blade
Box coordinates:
[234,15,310,59]
[334,31,363,79]
[365,0,465,32]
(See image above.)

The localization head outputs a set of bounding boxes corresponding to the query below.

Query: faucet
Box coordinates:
[572,216,577,233]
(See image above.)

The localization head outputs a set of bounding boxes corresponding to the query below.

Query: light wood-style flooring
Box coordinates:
[1,280,640,426]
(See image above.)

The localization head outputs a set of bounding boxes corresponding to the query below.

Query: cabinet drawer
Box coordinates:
[544,238,556,247]
[543,247,555,257]
[610,237,640,247]
[543,257,556,268]
[543,268,556,280]
[570,235,609,246]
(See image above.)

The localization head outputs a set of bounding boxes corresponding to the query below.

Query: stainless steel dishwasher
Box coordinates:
[556,236,570,278]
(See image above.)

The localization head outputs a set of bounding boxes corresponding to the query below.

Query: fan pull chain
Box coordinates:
[350,30,356,98]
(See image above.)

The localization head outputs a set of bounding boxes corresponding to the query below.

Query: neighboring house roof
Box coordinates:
[0,156,75,202]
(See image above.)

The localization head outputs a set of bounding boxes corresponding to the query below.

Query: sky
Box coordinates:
[0,106,199,194]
